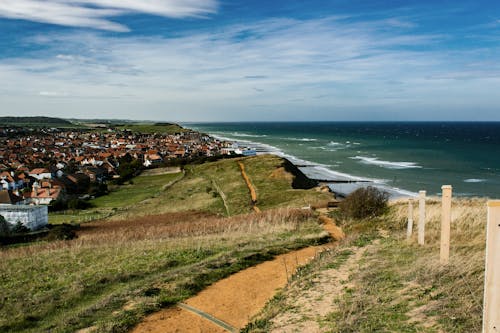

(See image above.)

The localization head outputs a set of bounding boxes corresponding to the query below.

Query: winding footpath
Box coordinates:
[132,246,327,333]
[132,214,342,333]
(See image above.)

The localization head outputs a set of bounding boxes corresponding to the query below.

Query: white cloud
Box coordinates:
[1,16,499,121]
[0,0,218,31]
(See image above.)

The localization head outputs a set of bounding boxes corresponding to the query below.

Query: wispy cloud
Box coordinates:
[1,16,499,120]
[0,0,218,31]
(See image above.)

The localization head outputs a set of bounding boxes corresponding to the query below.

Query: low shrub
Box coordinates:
[0,215,10,237]
[11,221,30,234]
[46,224,78,241]
[339,186,389,220]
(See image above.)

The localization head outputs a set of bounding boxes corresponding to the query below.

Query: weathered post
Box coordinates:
[483,200,500,333]
[407,198,414,240]
[440,185,452,265]
[418,190,426,245]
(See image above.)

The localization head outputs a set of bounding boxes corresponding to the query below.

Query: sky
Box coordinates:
[0,0,499,122]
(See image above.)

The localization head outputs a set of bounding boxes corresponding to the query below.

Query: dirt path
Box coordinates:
[238,161,260,213]
[132,213,343,333]
[132,245,332,333]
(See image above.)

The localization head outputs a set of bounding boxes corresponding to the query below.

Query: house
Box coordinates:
[29,168,52,180]
[143,154,163,167]
[0,204,48,230]
[27,182,63,205]
[66,173,91,193]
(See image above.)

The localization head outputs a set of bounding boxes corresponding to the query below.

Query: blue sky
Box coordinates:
[0,0,499,121]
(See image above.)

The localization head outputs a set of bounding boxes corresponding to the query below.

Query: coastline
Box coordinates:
[206,132,417,199]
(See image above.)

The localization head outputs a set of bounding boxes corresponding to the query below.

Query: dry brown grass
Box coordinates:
[1,208,318,260]
[245,197,489,333]
[390,197,487,246]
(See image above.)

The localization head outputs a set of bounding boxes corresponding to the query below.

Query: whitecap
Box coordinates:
[231,132,268,138]
[283,137,318,142]
[351,156,422,169]
[463,178,486,183]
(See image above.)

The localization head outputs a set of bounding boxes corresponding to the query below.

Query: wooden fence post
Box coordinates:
[440,185,452,265]
[418,190,426,245]
[483,200,500,333]
[407,198,414,240]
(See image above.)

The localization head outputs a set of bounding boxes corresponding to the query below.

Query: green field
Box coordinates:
[0,116,83,128]
[113,123,186,134]
[49,172,184,224]
[119,155,332,218]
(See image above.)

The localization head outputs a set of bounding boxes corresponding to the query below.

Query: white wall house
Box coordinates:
[29,168,52,180]
[0,205,48,230]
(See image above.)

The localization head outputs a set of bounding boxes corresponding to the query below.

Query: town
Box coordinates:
[0,124,255,224]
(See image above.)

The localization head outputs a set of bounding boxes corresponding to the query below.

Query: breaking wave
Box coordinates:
[351,156,422,169]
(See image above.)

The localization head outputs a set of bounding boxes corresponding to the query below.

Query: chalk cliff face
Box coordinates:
[0,205,48,230]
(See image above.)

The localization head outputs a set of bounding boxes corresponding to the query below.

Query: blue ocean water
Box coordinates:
[187,122,500,198]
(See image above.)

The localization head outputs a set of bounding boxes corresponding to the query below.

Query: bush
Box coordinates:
[46,224,78,241]
[67,198,93,210]
[0,215,10,237]
[11,221,30,234]
[339,186,389,220]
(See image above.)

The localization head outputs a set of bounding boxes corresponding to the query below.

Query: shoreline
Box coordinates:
[207,132,417,199]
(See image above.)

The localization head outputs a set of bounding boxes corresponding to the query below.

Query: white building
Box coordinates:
[0,205,48,230]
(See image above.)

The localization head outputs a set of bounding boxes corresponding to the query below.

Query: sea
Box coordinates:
[185,122,500,198]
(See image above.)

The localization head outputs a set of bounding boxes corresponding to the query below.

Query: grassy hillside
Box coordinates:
[49,171,184,224]
[0,116,79,128]
[3,155,333,332]
[110,154,331,219]
[245,197,487,332]
[113,123,186,134]
[50,155,330,224]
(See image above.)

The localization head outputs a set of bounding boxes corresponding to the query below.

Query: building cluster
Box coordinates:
[0,126,238,208]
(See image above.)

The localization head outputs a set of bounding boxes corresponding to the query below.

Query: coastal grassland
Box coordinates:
[50,155,331,224]
[245,198,486,332]
[0,116,83,128]
[49,171,184,224]
[0,209,329,333]
[113,123,186,134]
[242,155,331,210]
[3,155,335,332]
[118,155,332,218]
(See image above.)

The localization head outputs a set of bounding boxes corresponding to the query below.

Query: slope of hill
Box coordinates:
[0,116,75,127]
[245,198,486,332]
[0,155,332,333]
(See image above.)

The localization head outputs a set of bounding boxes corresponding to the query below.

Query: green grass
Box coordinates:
[243,155,331,210]
[1,210,327,333]
[119,155,331,218]
[114,123,186,134]
[49,172,183,224]
[3,155,335,332]
[51,155,331,223]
